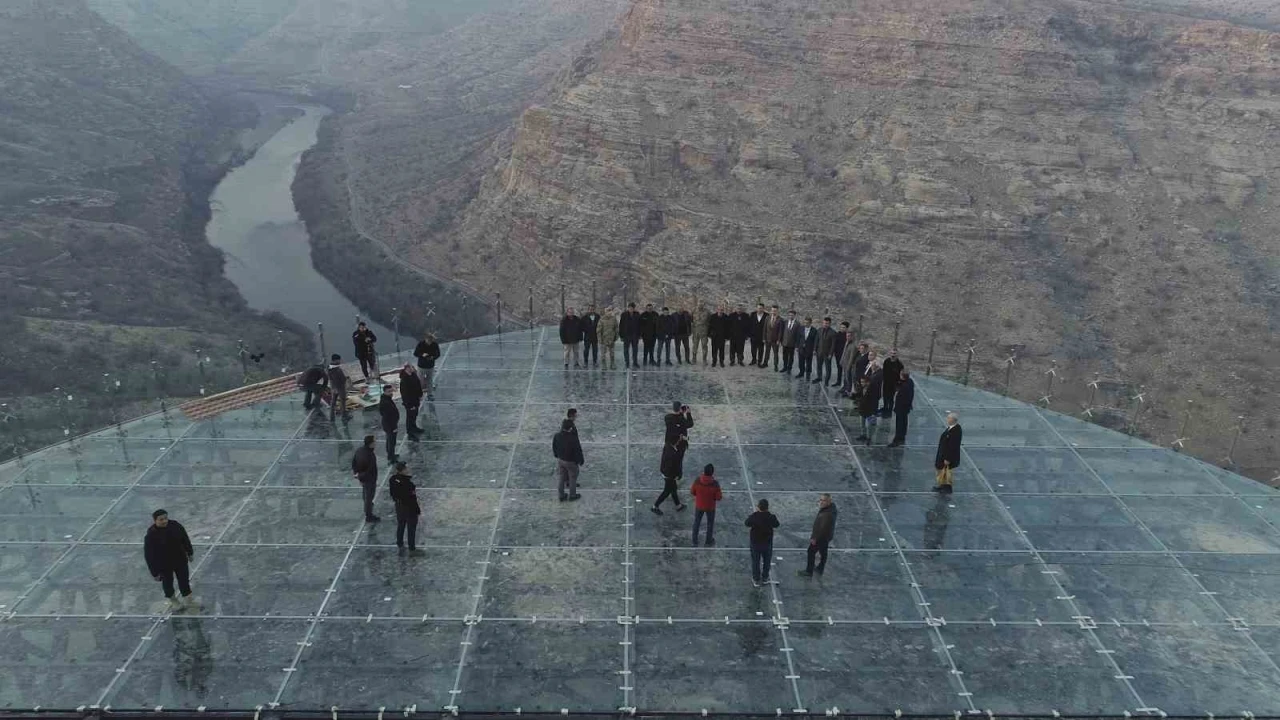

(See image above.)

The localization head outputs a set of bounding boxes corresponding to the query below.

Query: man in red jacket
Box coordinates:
[689,464,722,546]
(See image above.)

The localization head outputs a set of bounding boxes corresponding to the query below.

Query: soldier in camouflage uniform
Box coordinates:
[597,306,619,370]
[690,305,709,365]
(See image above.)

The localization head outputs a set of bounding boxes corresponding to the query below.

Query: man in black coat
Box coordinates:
[144,509,197,609]
[379,385,400,463]
[881,350,905,417]
[796,317,818,380]
[552,419,584,501]
[831,322,849,388]
[560,308,583,369]
[351,434,381,522]
[708,307,729,368]
[779,310,802,373]
[797,494,838,577]
[674,306,693,364]
[657,307,675,366]
[664,401,694,445]
[326,354,351,422]
[619,303,641,368]
[728,304,749,366]
[888,370,915,448]
[639,303,659,365]
[388,461,421,552]
[762,305,784,369]
[934,413,963,494]
[745,303,765,367]
[399,364,424,439]
[652,435,689,514]
[814,317,838,385]
[352,321,378,380]
[298,363,327,410]
[581,305,601,368]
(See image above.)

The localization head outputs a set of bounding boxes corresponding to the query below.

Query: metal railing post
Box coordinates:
[318,322,327,364]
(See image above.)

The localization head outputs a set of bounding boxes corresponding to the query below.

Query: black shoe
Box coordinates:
[887,441,902,448]
[568,494,582,501]
[559,494,568,502]
[564,363,569,369]
[810,379,821,384]
[366,515,381,523]
[676,503,687,512]
[650,506,663,515]
[705,538,716,546]
[854,435,868,442]
[797,569,813,577]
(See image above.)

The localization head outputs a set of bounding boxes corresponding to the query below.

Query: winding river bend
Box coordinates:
[206,103,396,352]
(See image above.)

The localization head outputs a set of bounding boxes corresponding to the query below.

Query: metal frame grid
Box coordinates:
[2,327,1280,716]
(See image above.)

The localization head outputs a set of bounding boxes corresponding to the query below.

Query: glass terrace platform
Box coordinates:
[3,326,1280,716]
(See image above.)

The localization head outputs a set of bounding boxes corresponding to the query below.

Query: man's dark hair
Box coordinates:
[331,354,341,363]
[363,435,375,447]
[788,309,796,314]
[704,463,715,475]
[152,509,167,520]
[628,302,636,309]
[757,303,765,307]
[561,419,574,431]
[671,400,682,411]
[823,316,832,323]
[661,306,669,311]
[383,384,393,392]
[394,461,407,472]
[805,316,813,322]
[358,321,366,327]
[840,321,850,328]
[567,408,577,417]
[758,499,769,511]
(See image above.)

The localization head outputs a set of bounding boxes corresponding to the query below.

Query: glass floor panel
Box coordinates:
[0,326,1275,714]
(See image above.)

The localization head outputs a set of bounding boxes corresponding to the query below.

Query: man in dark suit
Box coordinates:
[581,305,601,368]
[762,305,784,369]
[934,413,963,494]
[796,317,818,380]
[708,306,730,368]
[748,303,769,367]
[326,354,351,422]
[620,303,641,368]
[398,364,423,439]
[674,306,693,364]
[780,310,802,374]
[379,384,400,462]
[882,350,905,417]
[639,303,659,366]
[351,435,380,522]
[352,321,378,381]
[830,321,849,388]
[813,317,838,385]
[560,308,583,369]
[888,370,915,447]
[728,304,749,366]
[657,307,675,366]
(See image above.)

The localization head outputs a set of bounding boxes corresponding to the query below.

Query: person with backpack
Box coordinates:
[690,464,723,546]
[744,499,780,587]
[651,436,689,514]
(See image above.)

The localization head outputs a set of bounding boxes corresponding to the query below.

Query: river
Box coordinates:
[206,102,399,359]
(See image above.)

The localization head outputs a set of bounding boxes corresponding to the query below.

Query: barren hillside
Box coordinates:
[417,0,1280,478]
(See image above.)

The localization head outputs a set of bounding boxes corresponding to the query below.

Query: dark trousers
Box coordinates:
[654,475,682,507]
[642,337,656,364]
[329,386,350,421]
[882,387,897,415]
[583,336,598,364]
[749,338,763,366]
[729,339,745,365]
[676,336,690,363]
[834,365,844,387]
[361,479,377,519]
[750,542,773,582]
[623,338,639,366]
[805,540,830,574]
[781,346,795,372]
[160,564,192,598]
[395,509,419,549]
[764,343,779,368]
[404,402,420,436]
[710,340,726,367]
[358,355,376,379]
[657,337,672,363]
[817,356,833,383]
[693,508,716,544]
[893,410,910,444]
[303,383,322,409]
[798,351,813,378]
[841,370,856,395]
[384,429,398,461]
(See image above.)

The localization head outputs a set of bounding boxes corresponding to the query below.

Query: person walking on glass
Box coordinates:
[144,509,199,611]
[690,464,723,546]
[388,461,421,553]
[413,332,441,400]
[553,418,584,501]
[351,434,381,523]
[745,499,780,588]
[797,494,838,577]
[651,435,689,515]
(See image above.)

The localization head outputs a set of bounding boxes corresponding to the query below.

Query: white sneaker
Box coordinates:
[166,597,183,611]
[182,595,201,609]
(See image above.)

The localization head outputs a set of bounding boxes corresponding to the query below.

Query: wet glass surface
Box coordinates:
[0,326,1276,714]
